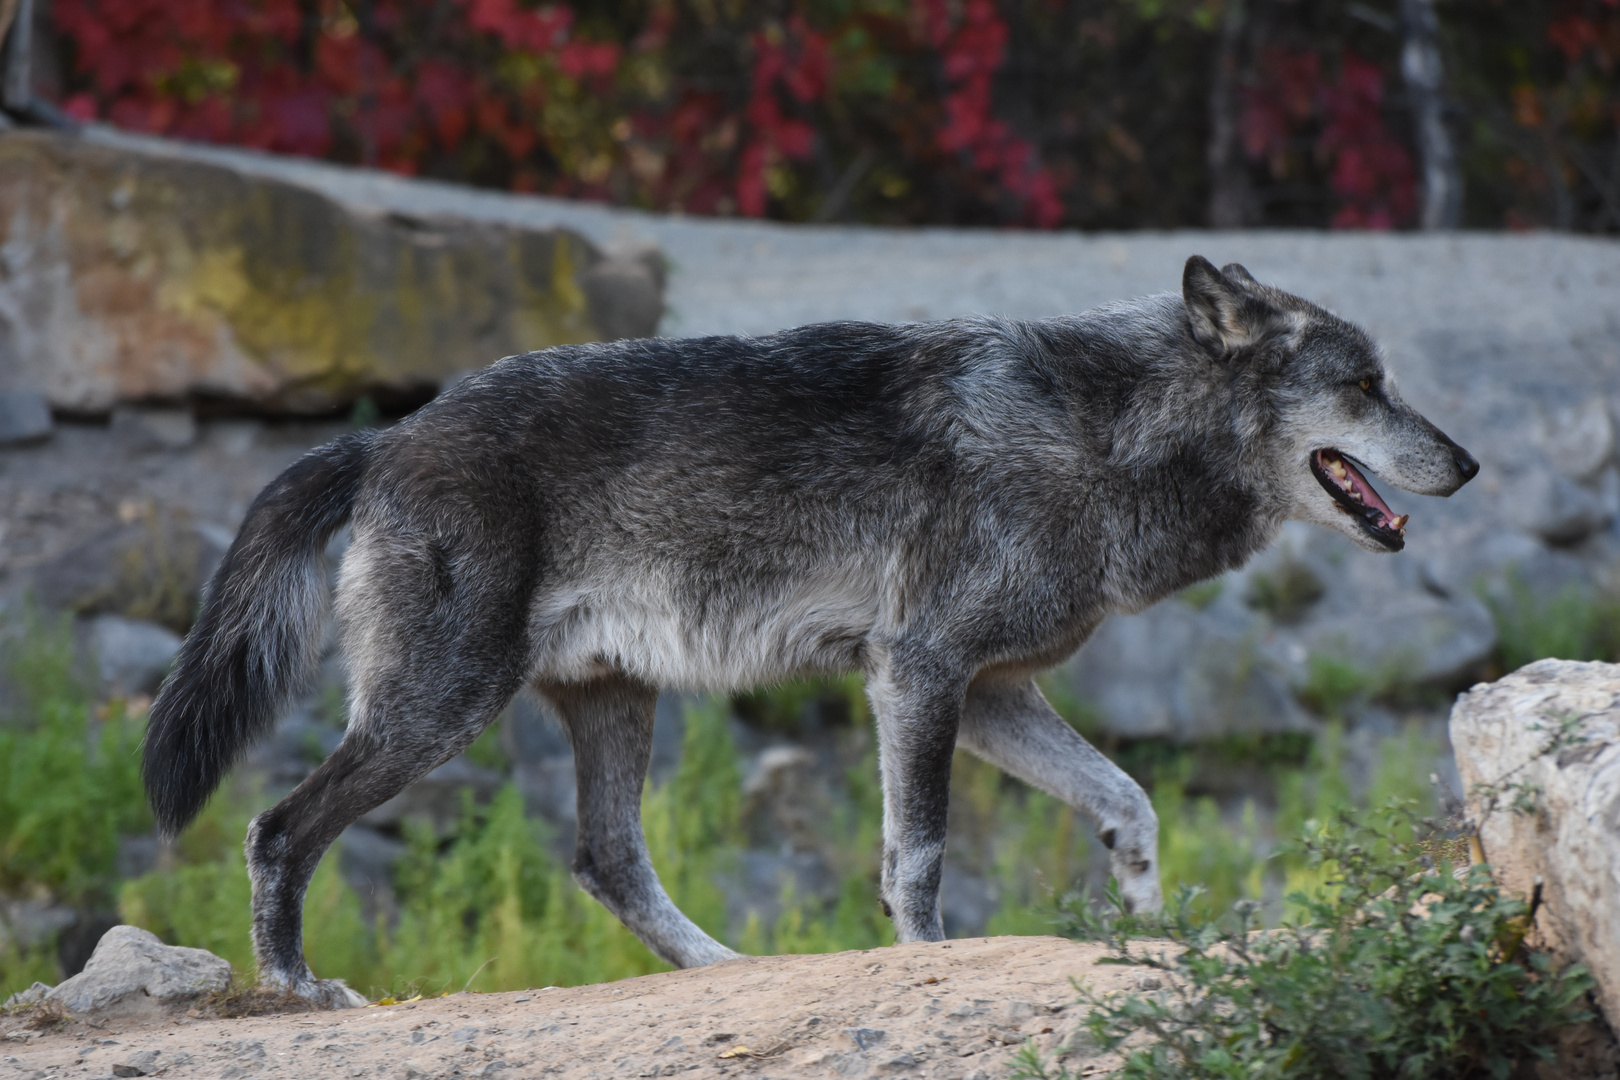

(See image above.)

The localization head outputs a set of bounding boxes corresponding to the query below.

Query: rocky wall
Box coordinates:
[0,130,663,413]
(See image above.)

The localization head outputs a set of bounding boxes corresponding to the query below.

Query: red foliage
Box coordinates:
[738,16,828,216]
[1318,53,1414,229]
[921,0,1063,227]
[57,1,1592,231]
[1242,46,1414,229]
[50,0,1066,227]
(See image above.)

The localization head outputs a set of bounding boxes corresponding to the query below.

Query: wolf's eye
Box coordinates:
[1359,378,1372,392]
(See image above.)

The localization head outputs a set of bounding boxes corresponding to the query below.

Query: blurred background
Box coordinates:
[4,0,1617,233]
[1,0,1618,1003]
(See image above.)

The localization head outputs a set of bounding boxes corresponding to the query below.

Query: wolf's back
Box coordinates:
[143,431,373,836]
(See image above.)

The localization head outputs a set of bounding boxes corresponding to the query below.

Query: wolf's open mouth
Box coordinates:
[1311,449,1407,551]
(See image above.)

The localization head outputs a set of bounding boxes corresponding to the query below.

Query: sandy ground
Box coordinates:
[0,937,1149,1079]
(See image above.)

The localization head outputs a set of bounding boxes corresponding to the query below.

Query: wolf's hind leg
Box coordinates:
[958,677,1162,913]
[247,530,531,1004]
[542,676,738,968]
[246,673,516,1004]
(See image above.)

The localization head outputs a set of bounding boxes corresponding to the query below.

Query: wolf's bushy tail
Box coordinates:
[143,430,374,836]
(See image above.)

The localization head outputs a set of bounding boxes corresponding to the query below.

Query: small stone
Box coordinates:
[842,1027,887,1052]
[2,982,52,1008]
[43,925,231,1017]
[0,390,52,446]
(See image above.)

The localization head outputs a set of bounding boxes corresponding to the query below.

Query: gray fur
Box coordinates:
[143,255,1476,1000]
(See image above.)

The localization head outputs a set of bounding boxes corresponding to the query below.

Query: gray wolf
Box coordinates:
[142,256,1478,1005]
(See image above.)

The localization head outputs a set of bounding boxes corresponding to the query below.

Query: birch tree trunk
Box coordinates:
[1400,0,1462,229]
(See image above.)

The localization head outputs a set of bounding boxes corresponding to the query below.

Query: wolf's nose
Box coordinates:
[1453,445,1480,482]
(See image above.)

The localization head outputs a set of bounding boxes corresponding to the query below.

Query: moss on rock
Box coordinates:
[0,132,655,413]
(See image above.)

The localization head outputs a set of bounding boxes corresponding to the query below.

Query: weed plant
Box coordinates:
[1021,801,1594,1080]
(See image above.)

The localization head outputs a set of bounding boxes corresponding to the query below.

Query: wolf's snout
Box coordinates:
[1436,428,1479,488]
[1452,443,1480,484]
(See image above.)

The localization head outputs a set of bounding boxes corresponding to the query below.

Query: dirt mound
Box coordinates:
[2,936,1139,1078]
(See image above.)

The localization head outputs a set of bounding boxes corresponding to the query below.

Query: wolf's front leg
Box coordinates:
[866,653,966,942]
[544,675,739,968]
[958,677,1162,913]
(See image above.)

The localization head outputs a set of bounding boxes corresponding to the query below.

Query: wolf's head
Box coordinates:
[1182,255,1478,553]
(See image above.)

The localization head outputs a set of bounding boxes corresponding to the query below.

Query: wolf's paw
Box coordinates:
[298,978,369,1009]
[262,975,368,1010]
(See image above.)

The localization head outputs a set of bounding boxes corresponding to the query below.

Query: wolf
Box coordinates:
[142,256,1477,1005]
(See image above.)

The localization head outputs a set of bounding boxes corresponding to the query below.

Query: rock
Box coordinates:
[719,849,840,932]
[37,925,231,1017]
[0,129,663,415]
[1418,528,1588,602]
[1505,471,1613,546]
[4,981,50,1008]
[336,824,406,920]
[111,1050,171,1076]
[1538,400,1616,483]
[110,406,197,451]
[1063,590,1312,741]
[87,614,181,694]
[518,756,578,826]
[580,245,666,341]
[0,897,77,953]
[741,745,831,850]
[1450,659,1620,1026]
[28,505,226,631]
[841,1027,887,1051]
[0,389,52,445]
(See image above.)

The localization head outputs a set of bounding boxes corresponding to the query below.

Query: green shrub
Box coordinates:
[0,610,149,906]
[1072,800,1593,1080]
[1488,579,1620,673]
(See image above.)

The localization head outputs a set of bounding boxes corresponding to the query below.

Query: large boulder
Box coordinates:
[5,924,232,1018]
[1450,659,1620,1026]
[0,129,664,414]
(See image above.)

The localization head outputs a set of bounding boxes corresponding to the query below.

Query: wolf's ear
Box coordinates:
[1220,262,1260,288]
[1182,255,1274,358]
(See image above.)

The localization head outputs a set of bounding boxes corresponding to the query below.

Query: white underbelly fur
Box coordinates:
[528,567,885,690]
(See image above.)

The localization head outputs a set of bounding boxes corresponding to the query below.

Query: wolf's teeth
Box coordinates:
[1389,514,1408,530]
[1328,460,1347,478]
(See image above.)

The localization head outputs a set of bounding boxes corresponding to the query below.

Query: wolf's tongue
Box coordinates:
[1320,449,1407,531]
[1339,457,1396,521]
